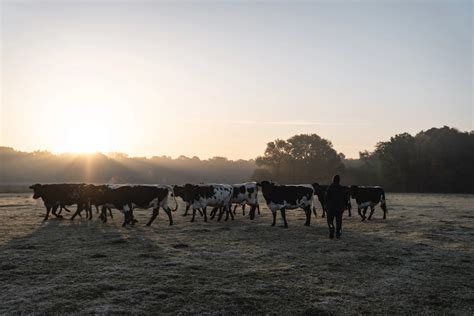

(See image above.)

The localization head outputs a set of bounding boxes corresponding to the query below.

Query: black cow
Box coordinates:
[349,186,387,221]
[257,181,314,228]
[29,183,89,221]
[312,183,352,218]
[100,185,177,227]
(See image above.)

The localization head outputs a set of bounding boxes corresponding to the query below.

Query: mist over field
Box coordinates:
[2,126,473,193]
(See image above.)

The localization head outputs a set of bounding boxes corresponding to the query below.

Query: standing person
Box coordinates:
[325,175,345,239]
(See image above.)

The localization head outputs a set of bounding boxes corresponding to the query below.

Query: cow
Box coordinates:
[231,182,260,217]
[66,184,109,221]
[180,183,233,222]
[99,185,177,227]
[349,185,387,221]
[256,181,314,228]
[173,185,204,218]
[312,183,352,218]
[29,183,89,221]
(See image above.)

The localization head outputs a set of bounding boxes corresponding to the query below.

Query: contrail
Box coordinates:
[182,119,368,126]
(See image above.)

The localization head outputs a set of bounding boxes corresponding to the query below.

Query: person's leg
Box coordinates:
[336,210,342,239]
[327,209,335,239]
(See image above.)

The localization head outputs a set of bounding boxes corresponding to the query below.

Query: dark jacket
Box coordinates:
[325,182,345,212]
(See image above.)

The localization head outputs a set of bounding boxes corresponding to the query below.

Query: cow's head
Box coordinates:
[29,183,42,199]
[257,180,274,194]
[311,183,320,192]
[172,185,185,199]
[183,184,198,202]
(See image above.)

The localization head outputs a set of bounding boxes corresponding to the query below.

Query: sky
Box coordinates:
[1,0,472,160]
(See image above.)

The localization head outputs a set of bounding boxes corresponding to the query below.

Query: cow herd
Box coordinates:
[29,181,387,228]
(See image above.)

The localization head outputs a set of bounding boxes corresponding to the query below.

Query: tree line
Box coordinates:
[1,126,472,193]
[253,126,473,193]
[0,149,255,190]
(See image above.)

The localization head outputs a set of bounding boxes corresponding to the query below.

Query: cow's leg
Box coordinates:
[280,208,288,228]
[197,208,203,217]
[122,205,133,227]
[108,208,113,218]
[52,205,63,219]
[257,203,260,215]
[233,204,238,215]
[357,205,363,219]
[122,211,128,227]
[146,207,159,226]
[271,210,277,226]
[43,205,52,221]
[100,206,108,223]
[217,207,224,221]
[225,207,230,221]
[202,207,207,222]
[242,204,246,216]
[165,207,173,225]
[183,204,190,217]
[312,206,317,217]
[304,206,311,226]
[229,205,234,220]
[128,210,135,226]
[132,208,138,225]
[96,205,100,214]
[368,205,375,220]
[57,207,63,215]
[210,207,218,219]
[362,206,368,221]
[88,204,93,220]
[191,208,196,222]
[70,205,83,221]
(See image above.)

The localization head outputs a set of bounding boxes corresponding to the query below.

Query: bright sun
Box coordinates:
[59,122,113,154]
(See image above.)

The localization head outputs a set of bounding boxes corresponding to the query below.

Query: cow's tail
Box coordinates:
[168,185,179,212]
[380,190,387,213]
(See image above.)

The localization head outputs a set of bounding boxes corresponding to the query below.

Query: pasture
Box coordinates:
[0,192,473,314]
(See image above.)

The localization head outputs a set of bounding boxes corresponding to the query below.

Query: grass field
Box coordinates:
[0,192,473,314]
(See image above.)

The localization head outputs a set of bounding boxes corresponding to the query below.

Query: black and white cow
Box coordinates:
[231,182,260,217]
[257,181,315,228]
[29,183,89,221]
[173,185,204,218]
[100,185,177,227]
[349,185,387,221]
[180,183,233,222]
[312,183,352,218]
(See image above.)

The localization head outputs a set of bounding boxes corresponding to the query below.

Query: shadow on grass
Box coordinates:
[0,195,473,314]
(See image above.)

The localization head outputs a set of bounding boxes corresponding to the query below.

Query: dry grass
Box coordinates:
[0,193,473,314]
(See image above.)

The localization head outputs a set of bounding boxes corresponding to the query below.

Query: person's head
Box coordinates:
[333,175,340,184]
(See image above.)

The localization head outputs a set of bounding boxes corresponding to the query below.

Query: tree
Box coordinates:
[253,134,344,183]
